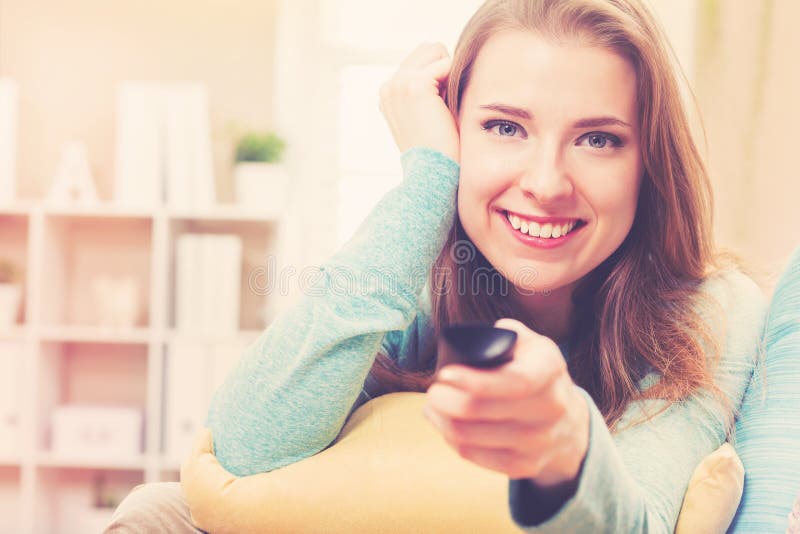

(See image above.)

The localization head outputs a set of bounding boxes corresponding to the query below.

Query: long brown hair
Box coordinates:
[369,0,748,433]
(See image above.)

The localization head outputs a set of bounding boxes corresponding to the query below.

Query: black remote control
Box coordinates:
[437,323,517,369]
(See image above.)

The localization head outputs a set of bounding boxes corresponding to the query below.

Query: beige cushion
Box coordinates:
[675,442,745,534]
[183,392,520,533]
[182,392,743,533]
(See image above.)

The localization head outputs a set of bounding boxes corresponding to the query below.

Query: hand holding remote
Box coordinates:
[425,318,590,485]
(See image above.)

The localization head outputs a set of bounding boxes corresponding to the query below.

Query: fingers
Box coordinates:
[427,380,570,424]
[440,357,564,397]
[378,40,461,163]
[437,363,537,400]
[425,55,453,84]
[424,404,540,450]
[494,317,544,340]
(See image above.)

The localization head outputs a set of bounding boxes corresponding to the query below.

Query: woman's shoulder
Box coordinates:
[697,267,767,323]
[695,267,768,366]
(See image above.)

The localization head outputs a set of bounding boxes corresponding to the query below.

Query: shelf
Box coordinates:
[166,328,262,345]
[0,190,283,531]
[18,201,284,223]
[34,326,260,345]
[36,343,148,457]
[168,219,277,332]
[40,203,158,220]
[0,203,33,215]
[36,452,146,471]
[168,205,281,223]
[39,325,154,344]
[0,455,22,467]
[40,215,153,328]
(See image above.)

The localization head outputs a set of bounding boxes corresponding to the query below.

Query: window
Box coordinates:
[328,0,483,245]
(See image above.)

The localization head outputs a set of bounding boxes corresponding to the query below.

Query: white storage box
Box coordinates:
[51,406,142,459]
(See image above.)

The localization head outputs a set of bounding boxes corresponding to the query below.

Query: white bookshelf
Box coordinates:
[0,202,279,533]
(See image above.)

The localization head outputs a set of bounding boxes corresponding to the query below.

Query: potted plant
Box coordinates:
[0,259,22,329]
[234,132,289,215]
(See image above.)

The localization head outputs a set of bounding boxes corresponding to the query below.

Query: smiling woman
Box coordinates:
[364,0,766,529]
[107,1,767,533]
[370,0,749,434]
[456,31,644,345]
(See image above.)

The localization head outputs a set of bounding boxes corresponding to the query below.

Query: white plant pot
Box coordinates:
[0,284,21,329]
[234,162,290,216]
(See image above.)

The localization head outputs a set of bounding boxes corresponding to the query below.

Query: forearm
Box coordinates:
[205,147,459,476]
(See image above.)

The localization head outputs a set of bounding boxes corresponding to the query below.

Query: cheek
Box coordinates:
[577,159,641,228]
[459,128,514,195]
[456,163,511,249]
[457,159,511,215]
[459,137,519,196]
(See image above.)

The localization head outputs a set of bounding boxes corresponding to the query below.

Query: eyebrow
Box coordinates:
[478,103,633,129]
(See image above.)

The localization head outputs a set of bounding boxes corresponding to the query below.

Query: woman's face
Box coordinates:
[457,30,643,300]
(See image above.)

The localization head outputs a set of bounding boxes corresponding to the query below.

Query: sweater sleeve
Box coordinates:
[509,269,768,533]
[346,284,436,420]
[205,146,458,476]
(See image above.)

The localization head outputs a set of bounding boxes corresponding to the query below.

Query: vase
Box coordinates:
[234,162,290,217]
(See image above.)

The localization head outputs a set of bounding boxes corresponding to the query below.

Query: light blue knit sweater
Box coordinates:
[205,146,767,533]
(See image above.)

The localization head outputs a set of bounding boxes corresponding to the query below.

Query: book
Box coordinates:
[175,234,203,331]
[203,234,242,333]
[113,83,164,206]
[115,82,216,209]
[175,233,242,333]
[164,84,215,209]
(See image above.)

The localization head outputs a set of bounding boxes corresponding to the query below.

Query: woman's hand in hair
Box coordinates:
[379,41,460,164]
[423,318,590,486]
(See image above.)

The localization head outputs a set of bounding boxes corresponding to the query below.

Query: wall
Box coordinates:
[0,0,278,202]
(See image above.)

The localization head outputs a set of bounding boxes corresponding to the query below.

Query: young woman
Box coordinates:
[107,0,767,532]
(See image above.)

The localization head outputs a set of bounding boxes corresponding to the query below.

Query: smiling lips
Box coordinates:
[502,209,586,239]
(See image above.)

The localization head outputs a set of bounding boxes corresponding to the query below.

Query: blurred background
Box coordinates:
[0,0,796,532]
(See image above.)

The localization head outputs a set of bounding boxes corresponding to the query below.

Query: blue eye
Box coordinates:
[481,120,524,138]
[579,132,622,149]
[481,122,623,149]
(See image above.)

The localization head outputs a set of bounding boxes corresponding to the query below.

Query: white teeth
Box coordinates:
[506,211,580,239]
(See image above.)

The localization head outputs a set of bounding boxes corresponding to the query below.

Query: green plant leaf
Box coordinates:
[235,132,287,163]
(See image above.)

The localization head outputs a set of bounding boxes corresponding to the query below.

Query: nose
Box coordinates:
[517,142,574,204]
